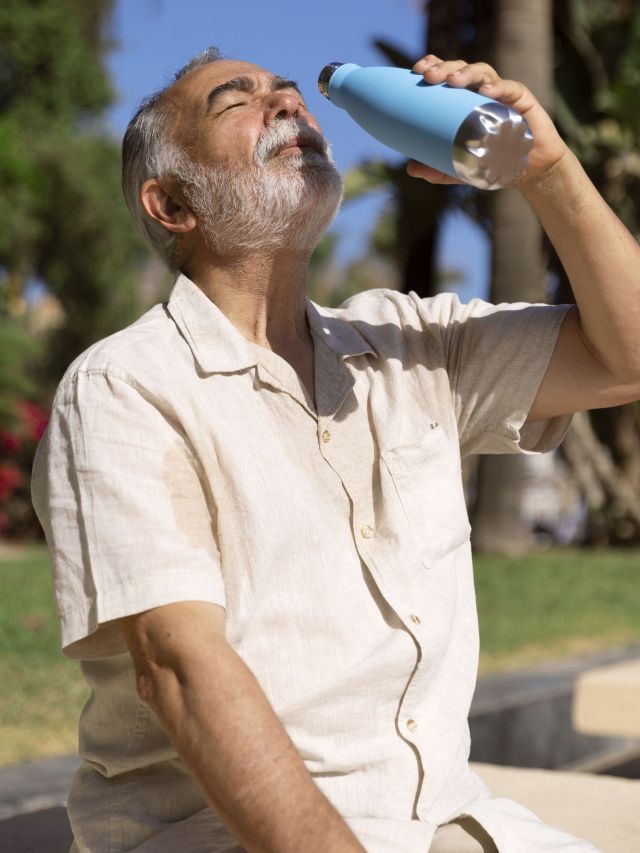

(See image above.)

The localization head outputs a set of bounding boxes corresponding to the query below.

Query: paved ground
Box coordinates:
[0,754,79,853]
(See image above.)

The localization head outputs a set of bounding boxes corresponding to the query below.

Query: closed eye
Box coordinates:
[221,102,247,113]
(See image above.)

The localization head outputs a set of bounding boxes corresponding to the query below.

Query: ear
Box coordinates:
[140,179,197,234]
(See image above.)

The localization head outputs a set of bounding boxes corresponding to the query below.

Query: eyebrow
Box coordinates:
[205,76,303,114]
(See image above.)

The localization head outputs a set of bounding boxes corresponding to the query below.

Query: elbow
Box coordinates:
[605,352,640,387]
[605,364,640,395]
[133,654,176,711]
[135,664,162,707]
[578,322,640,390]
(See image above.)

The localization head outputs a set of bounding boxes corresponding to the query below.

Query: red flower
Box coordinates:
[16,401,49,442]
[0,463,23,501]
[0,429,22,454]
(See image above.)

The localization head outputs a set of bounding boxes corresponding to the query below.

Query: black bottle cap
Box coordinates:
[317,63,344,99]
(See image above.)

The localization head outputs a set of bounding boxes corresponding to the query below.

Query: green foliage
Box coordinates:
[0,0,149,540]
[554,0,640,237]
[0,0,114,123]
[33,132,144,381]
[0,0,116,271]
[0,0,146,389]
[0,321,38,428]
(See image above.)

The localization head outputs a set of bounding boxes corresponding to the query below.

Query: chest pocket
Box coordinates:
[381,425,471,566]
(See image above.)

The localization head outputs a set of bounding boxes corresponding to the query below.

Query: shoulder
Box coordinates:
[57,302,184,392]
[330,287,464,326]
[314,288,470,363]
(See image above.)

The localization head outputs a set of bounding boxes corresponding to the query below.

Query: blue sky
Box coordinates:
[105,0,488,300]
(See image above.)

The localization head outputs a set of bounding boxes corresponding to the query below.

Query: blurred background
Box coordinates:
[1,0,640,786]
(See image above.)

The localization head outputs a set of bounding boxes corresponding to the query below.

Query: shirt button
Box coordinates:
[410,614,421,625]
[321,430,331,444]
[360,524,374,539]
[406,719,418,732]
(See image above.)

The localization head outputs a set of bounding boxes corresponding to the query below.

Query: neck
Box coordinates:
[185,246,314,353]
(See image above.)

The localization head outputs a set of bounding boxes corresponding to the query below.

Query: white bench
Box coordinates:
[572,658,640,740]
[472,761,640,852]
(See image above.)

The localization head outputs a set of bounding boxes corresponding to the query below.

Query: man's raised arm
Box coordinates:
[119,601,365,853]
[408,55,640,421]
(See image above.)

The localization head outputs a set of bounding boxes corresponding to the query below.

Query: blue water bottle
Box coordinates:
[318,63,533,190]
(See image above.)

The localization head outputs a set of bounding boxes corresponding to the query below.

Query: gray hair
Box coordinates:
[121,47,224,270]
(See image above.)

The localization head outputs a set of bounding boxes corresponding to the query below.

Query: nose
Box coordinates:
[264,90,300,124]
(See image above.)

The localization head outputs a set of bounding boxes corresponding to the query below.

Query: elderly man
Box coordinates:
[32,46,639,853]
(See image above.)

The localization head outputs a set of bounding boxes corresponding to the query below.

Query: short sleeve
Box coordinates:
[410,293,574,457]
[31,370,225,660]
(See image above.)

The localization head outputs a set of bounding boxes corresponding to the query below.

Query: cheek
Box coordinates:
[302,113,324,135]
[211,121,261,164]
[229,112,266,147]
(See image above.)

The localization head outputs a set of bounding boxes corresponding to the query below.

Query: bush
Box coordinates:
[0,398,48,539]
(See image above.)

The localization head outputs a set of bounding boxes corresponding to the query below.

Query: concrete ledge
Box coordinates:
[0,754,81,820]
[473,761,640,853]
[470,646,640,769]
[573,658,640,739]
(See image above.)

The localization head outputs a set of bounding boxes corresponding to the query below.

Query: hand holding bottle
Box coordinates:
[408,54,569,189]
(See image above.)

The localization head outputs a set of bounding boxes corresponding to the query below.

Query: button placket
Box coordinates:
[397,651,425,751]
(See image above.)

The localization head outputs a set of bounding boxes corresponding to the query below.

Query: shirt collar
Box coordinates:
[166,273,376,375]
[305,299,376,361]
[167,274,258,374]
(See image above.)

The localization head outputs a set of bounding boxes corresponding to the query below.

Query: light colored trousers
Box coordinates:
[70,816,498,852]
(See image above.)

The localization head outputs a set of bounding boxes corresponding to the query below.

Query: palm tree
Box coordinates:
[471,0,554,554]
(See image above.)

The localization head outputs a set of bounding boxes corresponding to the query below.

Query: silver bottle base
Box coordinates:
[452,102,533,190]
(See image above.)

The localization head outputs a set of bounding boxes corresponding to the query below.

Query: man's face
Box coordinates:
[161,59,343,256]
[165,59,327,169]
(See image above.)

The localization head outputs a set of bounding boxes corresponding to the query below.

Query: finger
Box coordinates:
[412,54,441,73]
[406,160,460,185]
[419,59,469,84]
[445,62,499,90]
[478,78,536,113]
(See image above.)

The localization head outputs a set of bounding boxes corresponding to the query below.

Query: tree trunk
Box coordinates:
[471,0,554,554]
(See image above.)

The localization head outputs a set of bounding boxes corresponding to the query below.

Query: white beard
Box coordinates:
[177,118,344,256]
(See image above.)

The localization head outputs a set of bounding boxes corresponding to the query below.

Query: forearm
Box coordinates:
[520,148,640,380]
[138,636,364,853]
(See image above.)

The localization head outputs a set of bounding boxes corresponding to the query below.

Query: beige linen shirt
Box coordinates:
[32,274,599,852]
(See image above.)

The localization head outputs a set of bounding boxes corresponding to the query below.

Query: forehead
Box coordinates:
[167,59,275,110]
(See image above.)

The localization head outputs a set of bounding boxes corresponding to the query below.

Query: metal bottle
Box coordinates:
[318,63,533,190]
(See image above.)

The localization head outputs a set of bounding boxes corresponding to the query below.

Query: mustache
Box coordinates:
[254,118,331,163]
